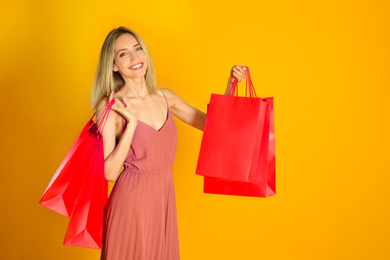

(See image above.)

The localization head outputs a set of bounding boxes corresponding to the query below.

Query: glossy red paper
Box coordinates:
[39,99,114,248]
[203,97,275,197]
[196,67,275,197]
[64,126,107,248]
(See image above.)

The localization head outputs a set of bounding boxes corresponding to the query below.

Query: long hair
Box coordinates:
[90,26,157,109]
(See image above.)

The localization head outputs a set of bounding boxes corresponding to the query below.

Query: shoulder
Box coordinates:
[158,88,183,106]
[96,97,110,114]
[158,87,175,97]
[96,97,120,125]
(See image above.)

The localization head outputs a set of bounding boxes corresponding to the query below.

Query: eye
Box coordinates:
[119,52,127,57]
[136,47,143,51]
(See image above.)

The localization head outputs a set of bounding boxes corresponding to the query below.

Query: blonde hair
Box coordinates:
[90,26,157,109]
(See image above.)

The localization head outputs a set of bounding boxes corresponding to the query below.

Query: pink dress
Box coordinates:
[101,92,180,260]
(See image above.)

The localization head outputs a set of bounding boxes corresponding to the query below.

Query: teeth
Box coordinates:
[131,63,142,69]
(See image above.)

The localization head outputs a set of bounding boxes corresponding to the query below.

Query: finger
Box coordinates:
[111,105,137,121]
[236,66,246,74]
[237,64,246,71]
[232,64,239,71]
[233,67,245,76]
[233,72,245,81]
[108,91,114,102]
[234,70,244,77]
[111,105,125,115]
[233,72,241,78]
[122,97,132,107]
[110,105,119,114]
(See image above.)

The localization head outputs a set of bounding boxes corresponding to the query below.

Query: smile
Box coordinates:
[129,63,143,70]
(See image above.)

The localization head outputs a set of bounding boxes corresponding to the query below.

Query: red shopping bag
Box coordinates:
[64,134,107,248]
[196,67,275,197]
[39,99,114,248]
[39,120,97,217]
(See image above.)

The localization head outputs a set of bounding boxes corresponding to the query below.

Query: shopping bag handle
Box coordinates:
[89,99,115,134]
[97,99,115,134]
[224,66,257,98]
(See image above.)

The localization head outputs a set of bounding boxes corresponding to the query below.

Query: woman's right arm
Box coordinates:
[96,93,137,182]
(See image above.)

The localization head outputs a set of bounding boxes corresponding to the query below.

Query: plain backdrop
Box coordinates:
[1,0,389,259]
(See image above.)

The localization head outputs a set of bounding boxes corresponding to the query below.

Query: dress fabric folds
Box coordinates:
[101,93,180,260]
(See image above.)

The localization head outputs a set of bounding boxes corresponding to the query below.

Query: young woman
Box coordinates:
[92,26,247,260]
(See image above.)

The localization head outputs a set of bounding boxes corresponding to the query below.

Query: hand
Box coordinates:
[230,64,247,83]
[108,92,137,127]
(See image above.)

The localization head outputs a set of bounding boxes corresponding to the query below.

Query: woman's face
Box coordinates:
[113,33,148,80]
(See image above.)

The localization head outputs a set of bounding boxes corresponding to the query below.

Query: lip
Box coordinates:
[129,62,143,70]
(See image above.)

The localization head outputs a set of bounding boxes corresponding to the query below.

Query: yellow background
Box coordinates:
[1,0,389,259]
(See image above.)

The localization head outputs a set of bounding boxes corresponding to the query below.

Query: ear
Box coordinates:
[113,65,118,72]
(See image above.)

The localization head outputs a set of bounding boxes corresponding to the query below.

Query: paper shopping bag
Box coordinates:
[40,99,113,216]
[64,132,107,248]
[39,120,101,217]
[39,99,114,248]
[196,93,267,183]
[204,97,275,197]
[196,67,275,197]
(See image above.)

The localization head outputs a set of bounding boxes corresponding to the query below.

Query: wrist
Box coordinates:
[124,120,137,132]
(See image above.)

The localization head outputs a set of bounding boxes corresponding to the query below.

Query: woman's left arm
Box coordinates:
[162,64,247,131]
[161,88,207,131]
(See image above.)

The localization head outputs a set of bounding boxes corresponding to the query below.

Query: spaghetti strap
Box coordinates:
[160,89,169,110]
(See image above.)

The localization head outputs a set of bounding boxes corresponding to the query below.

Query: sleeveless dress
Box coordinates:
[101,92,180,260]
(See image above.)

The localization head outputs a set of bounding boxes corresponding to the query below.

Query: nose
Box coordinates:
[129,52,139,62]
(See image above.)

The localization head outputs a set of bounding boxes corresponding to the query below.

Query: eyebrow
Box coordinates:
[117,44,141,54]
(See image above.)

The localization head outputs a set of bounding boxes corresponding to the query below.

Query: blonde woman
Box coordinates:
[93,26,247,260]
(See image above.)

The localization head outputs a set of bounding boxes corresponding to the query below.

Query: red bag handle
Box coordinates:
[97,99,115,134]
[224,66,257,98]
[89,99,116,134]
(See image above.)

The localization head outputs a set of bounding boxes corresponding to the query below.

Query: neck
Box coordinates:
[120,77,149,98]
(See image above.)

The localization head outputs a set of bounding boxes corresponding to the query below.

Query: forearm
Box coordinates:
[175,108,206,131]
[103,122,137,182]
[190,109,207,131]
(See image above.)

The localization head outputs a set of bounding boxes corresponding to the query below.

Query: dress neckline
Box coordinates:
[121,90,170,132]
[137,108,170,132]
